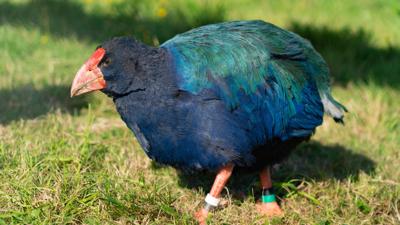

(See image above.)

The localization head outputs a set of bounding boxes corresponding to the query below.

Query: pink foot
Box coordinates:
[194,208,209,225]
[256,202,284,217]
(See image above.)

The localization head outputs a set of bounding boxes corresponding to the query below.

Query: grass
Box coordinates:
[0,0,399,224]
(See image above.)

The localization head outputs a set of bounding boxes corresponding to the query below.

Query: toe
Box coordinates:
[194,208,209,225]
[256,202,284,217]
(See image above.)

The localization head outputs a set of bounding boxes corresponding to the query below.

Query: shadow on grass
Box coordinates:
[289,23,400,88]
[0,0,225,44]
[0,0,225,123]
[1,0,397,88]
[0,84,90,124]
[174,141,375,199]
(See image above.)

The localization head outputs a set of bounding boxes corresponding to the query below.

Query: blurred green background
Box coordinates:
[0,0,399,224]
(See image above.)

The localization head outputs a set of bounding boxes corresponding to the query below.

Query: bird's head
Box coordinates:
[70,37,152,98]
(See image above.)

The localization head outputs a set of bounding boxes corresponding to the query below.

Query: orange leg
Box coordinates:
[260,166,273,189]
[256,166,284,217]
[195,164,234,225]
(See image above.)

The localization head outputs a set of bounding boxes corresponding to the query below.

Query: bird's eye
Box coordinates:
[101,57,111,67]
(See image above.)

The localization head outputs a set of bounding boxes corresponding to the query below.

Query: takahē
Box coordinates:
[70,20,346,223]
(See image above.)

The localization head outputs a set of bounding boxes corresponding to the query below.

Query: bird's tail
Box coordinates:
[320,92,348,124]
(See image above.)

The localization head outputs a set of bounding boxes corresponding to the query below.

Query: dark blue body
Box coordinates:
[108,21,332,171]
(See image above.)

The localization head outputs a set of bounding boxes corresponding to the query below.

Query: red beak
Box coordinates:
[70,48,107,97]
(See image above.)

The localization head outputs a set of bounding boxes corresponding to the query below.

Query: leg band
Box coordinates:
[261,188,276,203]
[205,193,220,207]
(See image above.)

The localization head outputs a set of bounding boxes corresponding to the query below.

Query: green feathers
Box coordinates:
[162,20,346,122]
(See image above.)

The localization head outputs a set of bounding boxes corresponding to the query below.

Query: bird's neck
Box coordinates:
[112,46,177,101]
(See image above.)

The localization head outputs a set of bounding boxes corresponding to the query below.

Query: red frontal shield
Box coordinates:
[70,48,107,97]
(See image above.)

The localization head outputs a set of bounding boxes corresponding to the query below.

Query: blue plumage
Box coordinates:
[91,20,346,171]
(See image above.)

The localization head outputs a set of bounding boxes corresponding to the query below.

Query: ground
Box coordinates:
[0,0,399,224]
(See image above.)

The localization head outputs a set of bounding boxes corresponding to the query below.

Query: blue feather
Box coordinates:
[107,20,345,171]
[162,20,326,140]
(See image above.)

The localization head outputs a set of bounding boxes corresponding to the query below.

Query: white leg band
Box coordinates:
[205,193,220,207]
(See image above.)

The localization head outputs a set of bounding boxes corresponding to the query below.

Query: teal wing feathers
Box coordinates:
[161,20,345,124]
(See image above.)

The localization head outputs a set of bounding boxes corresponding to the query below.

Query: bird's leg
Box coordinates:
[256,166,284,217]
[195,164,234,225]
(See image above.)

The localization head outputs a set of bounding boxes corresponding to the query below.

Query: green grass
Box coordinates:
[0,0,399,224]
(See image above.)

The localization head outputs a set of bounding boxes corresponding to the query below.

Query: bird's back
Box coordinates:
[162,20,345,136]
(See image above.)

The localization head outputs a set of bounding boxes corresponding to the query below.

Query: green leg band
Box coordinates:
[262,194,276,203]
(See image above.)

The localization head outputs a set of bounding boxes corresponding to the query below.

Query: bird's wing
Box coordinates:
[161,20,342,124]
